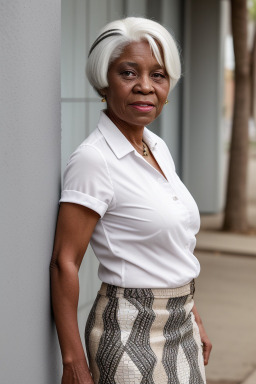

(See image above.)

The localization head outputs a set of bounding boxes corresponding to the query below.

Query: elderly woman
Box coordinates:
[51,17,212,384]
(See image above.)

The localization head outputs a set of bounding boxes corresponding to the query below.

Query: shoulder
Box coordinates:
[62,132,114,197]
[60,129,115,216]
[66,144,109,180]
[67,128,108,169]
[77,127,106,152]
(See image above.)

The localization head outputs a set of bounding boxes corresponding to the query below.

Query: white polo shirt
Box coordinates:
[60,111,200,288]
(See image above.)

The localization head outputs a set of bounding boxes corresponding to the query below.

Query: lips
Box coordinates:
[130,101,155,112]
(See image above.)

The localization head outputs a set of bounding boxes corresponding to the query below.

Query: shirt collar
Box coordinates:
[142,127,158,151]
[97,110,158,159]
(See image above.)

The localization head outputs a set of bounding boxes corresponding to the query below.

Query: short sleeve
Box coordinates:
[59,144,114,218]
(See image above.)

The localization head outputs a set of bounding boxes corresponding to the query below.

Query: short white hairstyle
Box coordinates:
[86,17,181,95]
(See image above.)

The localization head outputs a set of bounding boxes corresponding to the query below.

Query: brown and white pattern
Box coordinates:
[85,282,206,384]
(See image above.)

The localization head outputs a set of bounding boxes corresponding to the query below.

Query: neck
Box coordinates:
[105,109,144,146]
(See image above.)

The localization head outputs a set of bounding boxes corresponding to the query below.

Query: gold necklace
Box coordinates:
[142,141,150,156]
[131,140,150,157]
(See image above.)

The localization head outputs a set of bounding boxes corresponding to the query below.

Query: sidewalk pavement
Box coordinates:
[196,230,256,257]
[195,209,256,384]
[242,370,256,384]
[196,205,256,257]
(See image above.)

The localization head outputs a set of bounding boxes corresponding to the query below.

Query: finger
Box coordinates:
[203,343,212,365]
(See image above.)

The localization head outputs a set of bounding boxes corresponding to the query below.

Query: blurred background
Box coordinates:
[60,1,256,383]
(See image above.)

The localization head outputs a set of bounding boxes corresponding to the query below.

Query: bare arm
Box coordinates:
[50,202,100,383]
[192,304,212,365]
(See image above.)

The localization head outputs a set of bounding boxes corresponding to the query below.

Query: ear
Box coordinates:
[99,87,108,97]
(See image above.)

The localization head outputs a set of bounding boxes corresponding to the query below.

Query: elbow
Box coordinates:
[49,251,79,277]
[49,252,61,275]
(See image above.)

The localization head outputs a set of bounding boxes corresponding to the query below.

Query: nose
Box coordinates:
[133,75,154,94]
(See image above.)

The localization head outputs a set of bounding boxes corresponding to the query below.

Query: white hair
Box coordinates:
[86,17,181,95]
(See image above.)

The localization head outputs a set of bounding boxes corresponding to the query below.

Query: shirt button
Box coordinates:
[172,196,178,201]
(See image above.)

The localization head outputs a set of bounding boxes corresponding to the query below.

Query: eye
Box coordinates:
[152,72,166,79]
[120,70,136,78]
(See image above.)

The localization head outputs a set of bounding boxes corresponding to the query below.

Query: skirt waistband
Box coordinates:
[98,279,195,299]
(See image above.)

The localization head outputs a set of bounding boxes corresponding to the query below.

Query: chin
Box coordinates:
[129,115,157,127]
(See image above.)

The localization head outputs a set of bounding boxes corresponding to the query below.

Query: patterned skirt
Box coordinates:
[85,281,206,384]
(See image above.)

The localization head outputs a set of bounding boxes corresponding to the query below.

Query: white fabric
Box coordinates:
[60,111,201,288]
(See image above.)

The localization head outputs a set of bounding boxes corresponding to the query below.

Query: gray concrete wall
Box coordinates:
[183,0,228,212]
[161,0,184,173]
[0,1,62,383]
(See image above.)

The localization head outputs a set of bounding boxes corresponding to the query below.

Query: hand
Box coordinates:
[61,360,94,384]
[197,321,212,366]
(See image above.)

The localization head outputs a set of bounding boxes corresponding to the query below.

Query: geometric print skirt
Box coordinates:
[85,280,206,384]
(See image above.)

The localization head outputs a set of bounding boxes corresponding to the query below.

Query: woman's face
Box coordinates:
[102,40,170,130]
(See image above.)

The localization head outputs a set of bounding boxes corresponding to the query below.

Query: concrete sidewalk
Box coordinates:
[195,208,256,384]
[196,205,256,258]
[195,250,256,384]
[196,230,256,257]
[193,140,256,384]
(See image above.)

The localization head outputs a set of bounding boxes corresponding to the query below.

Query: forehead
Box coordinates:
[112,40,163,67]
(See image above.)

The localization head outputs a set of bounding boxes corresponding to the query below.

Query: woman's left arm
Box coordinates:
[192,304,212,365]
